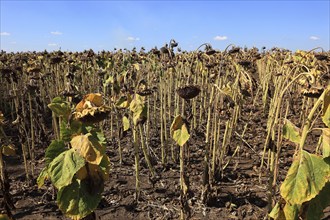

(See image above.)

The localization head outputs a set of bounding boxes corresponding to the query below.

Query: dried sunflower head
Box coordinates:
[50,56,62,64]
[136,89,153,96]
[301,87,324,98]
[314,54,328,61]
[228,47,240,54]
[74,106,111,124]
[238,60,251,67]
[176,85,201,100]
[74,93,111,123]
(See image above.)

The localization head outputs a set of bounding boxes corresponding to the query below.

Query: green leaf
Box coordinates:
[48,149,85,189]
[269,202,300,220]
[269,203,285,220]
[283,202,300,220]
[37,167,48,188]
[52,97,64,103]
[283,119,301,144]
[280,150,330,205]
[60,120,82,142]
[57,178,102,219]
[48,97,71,119]
[322,128,330,158]
[45,140,67,165]
[322,88,330,128]
[92,128,106,146]
[60,121,71,142]
[86,126,107,145]
[170,115,190,147]
[122,116,130,131]
[306,181,330,220]
[99,155,111,181]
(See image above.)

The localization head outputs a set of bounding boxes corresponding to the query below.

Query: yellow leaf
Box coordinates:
[133,63,140,71]
[170,115,190,147]
[310,68,321,77]
[122,116,130,131]
[322,87,330,128]
[283,203,300,220]
[116,94,132,109]
[76,93,104,112]
[71,134,104,165]
[269,203,286,220]
[75,100,85,113]
[280,150,330,205]
[322,128,330,158]
[129,94,147,125]
[283,119,301,144]
[2,144,16,156]
[85,93,103,107]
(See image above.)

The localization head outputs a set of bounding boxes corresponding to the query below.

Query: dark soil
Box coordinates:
[1,94,329,220]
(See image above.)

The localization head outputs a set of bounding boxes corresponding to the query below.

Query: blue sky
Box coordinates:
[0,1,329,52]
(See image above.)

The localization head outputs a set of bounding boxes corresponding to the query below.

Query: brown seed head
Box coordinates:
[176,85,201,100]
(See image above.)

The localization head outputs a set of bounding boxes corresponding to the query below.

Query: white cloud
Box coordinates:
[127,36,140,41]
[0,32,10,36]
[214,36,228,41]
[51,31,63,35]
[111,27,140,49]
[48,43,58,46]
[309,36,320,40]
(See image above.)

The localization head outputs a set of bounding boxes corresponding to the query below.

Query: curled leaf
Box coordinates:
[37,167,48,188]
[283,119,301,144]
[75,93,103,113]
[1,144,16,156]
[70,134,105,165]
[122,116,130,132]
[170,115,190,147]
[269,202,285,220]
[48,97,71,119]
[322,128,330,158]
[322,87,330,127]
[116,94,132,109]
[129,94,147,125]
